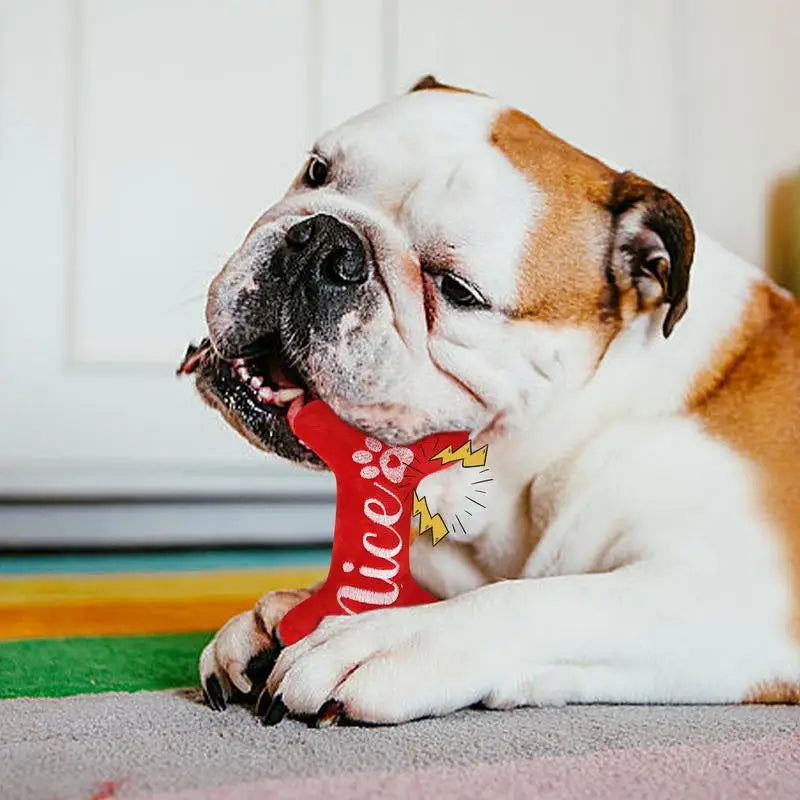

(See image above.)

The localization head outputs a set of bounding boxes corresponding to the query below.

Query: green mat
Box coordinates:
[0,631,212,699]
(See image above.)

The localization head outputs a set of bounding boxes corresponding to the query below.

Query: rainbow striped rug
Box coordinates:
[3,549,800,799]
[0,548,329,698]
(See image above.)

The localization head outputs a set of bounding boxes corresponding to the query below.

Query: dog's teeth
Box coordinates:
[237,366,251,381]
[275,388,304,404]
[233,358,245,367]
[258,386,274,403]
[250,375,264,389]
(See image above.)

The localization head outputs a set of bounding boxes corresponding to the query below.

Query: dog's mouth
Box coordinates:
[177,335,325,468]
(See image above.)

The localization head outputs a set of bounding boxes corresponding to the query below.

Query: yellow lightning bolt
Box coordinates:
[430,440,488,468]
[412,491,449,545]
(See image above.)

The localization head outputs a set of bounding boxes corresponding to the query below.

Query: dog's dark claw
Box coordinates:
[315,699,344,728]
[204,675,227,711]
[261,693,288,726]
[255,686,272,718]
[245,648,279,689]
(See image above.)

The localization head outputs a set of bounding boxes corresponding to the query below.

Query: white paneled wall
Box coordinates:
[1,0,798,519]
[394,0,800,264]
[683,0,800,265]
[73,1,316,366]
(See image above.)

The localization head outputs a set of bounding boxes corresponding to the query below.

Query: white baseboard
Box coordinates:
[0,499,334,548]
[0,463,335,500]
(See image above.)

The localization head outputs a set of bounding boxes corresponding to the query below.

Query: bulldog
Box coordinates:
[181,76,800,725]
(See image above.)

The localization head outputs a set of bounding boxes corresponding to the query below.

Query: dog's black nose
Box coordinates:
[284,215,368,286]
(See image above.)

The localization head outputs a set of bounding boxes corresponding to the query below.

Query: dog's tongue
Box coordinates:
[271,360,300,389]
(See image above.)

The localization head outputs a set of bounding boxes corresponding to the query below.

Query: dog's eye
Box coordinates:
[303,155,329,188]
[438,273,487,309]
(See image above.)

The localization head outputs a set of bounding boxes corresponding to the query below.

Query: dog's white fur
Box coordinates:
[200,87,800,721]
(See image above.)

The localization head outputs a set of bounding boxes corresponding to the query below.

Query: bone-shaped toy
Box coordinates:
[276,400,470,647]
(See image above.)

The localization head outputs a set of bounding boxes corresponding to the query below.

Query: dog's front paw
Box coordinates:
[261,600,488,726]
[199,588,311,710]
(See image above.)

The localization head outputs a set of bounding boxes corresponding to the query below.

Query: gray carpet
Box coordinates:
[2,690,799,799]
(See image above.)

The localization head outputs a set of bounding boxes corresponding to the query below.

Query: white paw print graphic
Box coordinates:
[352,437,413,484]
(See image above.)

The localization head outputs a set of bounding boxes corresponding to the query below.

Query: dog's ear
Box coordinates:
[408,75,444,93]
[607,171,695,338]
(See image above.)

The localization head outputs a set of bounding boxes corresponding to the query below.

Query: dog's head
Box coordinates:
[179,77,694,467]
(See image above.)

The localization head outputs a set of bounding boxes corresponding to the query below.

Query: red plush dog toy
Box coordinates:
[276,399,471,646]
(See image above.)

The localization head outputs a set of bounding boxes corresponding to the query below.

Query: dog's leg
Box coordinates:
[199,585,318,710]
[263,566,796,724]
[409,535,490,598]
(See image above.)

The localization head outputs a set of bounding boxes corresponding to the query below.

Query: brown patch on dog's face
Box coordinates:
[691,283,800,641]
[489,109,617,331]
[490,109,695,343]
